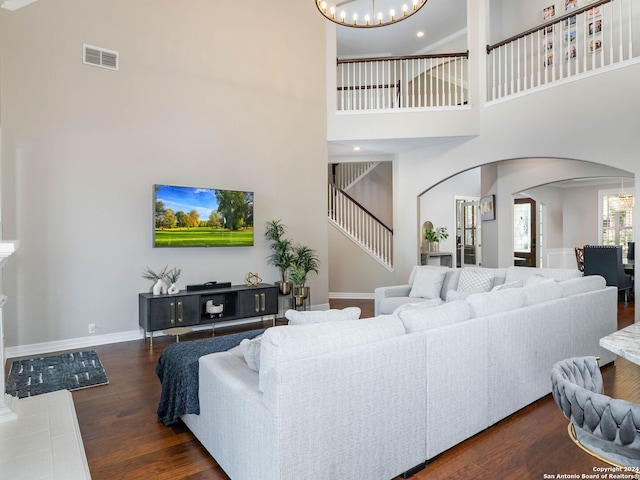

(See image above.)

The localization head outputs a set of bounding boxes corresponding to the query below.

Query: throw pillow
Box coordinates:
[285,307,361,325]
[491,280,523,292]
[457,269,494,293]
[240,335,263,372]
[409,267,448,299]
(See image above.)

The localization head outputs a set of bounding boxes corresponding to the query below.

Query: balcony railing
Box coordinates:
[336,52,469,111]
[333,0,637,111]
[487,0,635,101]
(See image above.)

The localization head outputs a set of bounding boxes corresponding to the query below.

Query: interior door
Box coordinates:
[514,198,536,267]
[457,199,480,267]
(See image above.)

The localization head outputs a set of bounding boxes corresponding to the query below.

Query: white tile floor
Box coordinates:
[0,390,91,480]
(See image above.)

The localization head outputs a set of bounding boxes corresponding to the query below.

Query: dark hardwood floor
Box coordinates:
[10,300,638,479]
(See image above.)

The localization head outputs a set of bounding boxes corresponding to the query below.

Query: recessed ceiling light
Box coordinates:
[353,146,361,151]
[417,31,424,37]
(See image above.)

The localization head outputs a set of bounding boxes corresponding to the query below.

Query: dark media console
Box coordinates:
[139,283,277,346]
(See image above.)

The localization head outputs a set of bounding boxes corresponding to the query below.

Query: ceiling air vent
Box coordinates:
[83,44,119,71]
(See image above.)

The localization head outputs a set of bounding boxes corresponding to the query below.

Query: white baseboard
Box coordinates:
[5,330,143,359]
[4,306,334,360]
[329,292,375,300]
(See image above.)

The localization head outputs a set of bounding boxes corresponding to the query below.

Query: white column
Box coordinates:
[0,241,17,423]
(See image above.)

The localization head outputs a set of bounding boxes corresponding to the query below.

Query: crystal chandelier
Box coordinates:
[611,177,635,211]
[316,0,428,28]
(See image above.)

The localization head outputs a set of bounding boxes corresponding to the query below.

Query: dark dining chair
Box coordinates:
[628,241,635,261]
[574,247,585,272]
[583,245,633,301]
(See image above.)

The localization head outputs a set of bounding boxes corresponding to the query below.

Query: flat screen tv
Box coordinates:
[153,184,254,247]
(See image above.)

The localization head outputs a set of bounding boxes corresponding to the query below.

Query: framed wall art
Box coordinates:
[543,4,556,20]
[479,195,496,221]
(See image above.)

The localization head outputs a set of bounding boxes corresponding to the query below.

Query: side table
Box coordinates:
[162,327,193,343]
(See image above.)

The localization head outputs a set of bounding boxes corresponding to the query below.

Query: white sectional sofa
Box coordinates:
[182,267,617,480]
[374,265,584,315]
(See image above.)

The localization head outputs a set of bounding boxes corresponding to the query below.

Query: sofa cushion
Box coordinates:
[445,289,475,302]
[409,267,448,299]
[560,275,606,297]
[457,269,494,293]
[440,268,462,299]
[393,297,443,315]
[491,280,523,292]
[258,316,405,393]
[504,266,582,285]
[524,274,547,286]
[399,300,471,333]
[378,296,422,315]
[466,288,526,318]
[285,307,361,325]
[240,335,263,372]
[522,278,563,306]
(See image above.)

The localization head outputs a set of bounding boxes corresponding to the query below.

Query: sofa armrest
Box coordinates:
[374,284,412,315]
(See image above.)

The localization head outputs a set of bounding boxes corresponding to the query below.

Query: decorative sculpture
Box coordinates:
[245,272,262,287]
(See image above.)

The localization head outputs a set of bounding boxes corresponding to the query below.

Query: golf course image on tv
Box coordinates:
[153,184,254,247]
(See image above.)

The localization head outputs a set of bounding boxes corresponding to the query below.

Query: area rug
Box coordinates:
[5,350,109,398]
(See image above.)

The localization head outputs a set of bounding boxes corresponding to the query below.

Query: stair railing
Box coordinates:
[328,182,393,269]
[333,162,380,191]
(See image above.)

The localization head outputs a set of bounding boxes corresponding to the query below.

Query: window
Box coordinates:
[513,202,531,253]
[600,187,634,257]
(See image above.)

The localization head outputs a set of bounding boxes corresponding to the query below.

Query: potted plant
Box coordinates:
[424,226,449,252]
[289,243,320,306]
[264,219,294,295]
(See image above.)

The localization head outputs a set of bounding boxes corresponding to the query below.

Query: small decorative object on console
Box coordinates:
[142,265,170,296]
[142,265,181,295]
[245,272,262,287]
[165,267,181,294]
[205,300,224,318]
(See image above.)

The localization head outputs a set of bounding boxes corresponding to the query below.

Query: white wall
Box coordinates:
[0,0,328,347]
[345,162,393,227]
[419,168,481,255]
[392,62,640,286]
[328,223,396,296]
[563,185,602,247]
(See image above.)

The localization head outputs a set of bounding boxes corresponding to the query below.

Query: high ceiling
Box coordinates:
[330,0,467,156]
[336,0,467,58]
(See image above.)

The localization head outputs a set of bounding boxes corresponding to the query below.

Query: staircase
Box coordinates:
[333,162,380,191]
[328,182,393,270]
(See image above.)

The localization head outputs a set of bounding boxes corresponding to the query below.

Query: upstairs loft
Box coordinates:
[327,0,640,146]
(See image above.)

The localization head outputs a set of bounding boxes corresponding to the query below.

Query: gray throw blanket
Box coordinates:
[155,328,265,425]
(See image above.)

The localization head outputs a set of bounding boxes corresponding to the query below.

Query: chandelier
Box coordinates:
[316,0,428,28]
[611,177,635,211]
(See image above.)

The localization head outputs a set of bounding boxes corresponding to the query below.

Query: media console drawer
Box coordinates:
[139,283,277,346]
